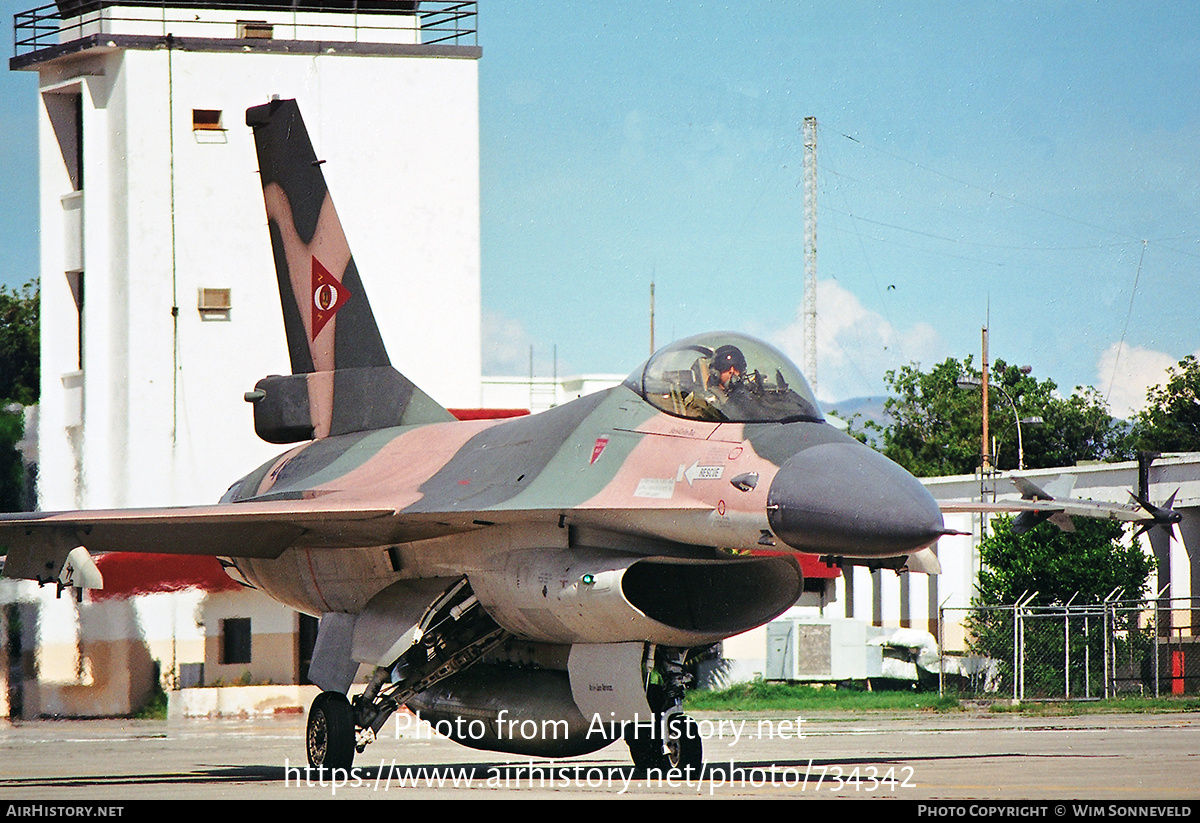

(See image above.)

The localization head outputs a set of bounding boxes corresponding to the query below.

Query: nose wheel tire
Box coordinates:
[306,691,356,770]
[662,714,702,771]
[625,713,702,772]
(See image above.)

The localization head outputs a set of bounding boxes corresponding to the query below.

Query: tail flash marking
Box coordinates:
[311,256,351,340]
[262,182,352,372]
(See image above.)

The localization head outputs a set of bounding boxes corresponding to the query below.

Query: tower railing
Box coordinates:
[14,0,477,58]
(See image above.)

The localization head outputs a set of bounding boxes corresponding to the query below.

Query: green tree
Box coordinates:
[1129,355,1200,453]
[1022,385,1134,468]
[0,410,26,512]
[878,357,983,477]
[0,280,39,406]
[879,357,1129,477]
[965,516,1155,697]
[974,517,1154,607]
[0,280,38,512]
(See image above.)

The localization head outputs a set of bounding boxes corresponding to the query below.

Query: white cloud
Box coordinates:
[481,310,577,377]
[773,279,944,403]
[482,310,535,376]
[1095,342,1198,419]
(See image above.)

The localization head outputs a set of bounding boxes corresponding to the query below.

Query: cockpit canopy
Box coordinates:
[624,332,824,424]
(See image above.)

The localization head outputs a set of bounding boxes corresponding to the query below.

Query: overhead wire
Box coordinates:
[1103,239,1148,409]
[817,125,1177,410]
[816,124,899,394]
[824,207,1143,253]
[833,130,1150,244]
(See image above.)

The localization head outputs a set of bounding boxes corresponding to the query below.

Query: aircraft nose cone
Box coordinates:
[767,442,945,557]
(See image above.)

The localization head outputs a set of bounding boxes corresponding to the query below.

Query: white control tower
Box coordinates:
[13,1,482,510]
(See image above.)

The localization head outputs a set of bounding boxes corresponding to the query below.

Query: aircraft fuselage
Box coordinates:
[227,381,944,640]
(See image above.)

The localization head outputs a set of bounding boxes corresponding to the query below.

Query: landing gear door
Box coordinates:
[567,642,652,728]
[352,577,461,667]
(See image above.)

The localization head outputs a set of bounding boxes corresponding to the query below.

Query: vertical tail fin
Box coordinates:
[245,99,455,443]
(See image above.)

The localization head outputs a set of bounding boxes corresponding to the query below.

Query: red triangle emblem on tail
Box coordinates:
[310,256,351,340]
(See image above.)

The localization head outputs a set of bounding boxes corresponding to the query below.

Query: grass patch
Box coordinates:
[685,681,960,713]
[686,682,1200,715]
[981,696,1200,715]
[133,685,169,720]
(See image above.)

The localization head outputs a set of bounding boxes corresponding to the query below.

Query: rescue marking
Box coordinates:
[681,461,724,485]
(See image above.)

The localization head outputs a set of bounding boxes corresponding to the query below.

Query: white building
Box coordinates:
[18,0,482,511]
[3,0,481,716]
[480,373,626,414]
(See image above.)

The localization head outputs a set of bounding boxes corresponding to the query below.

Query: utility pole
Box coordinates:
[649,279,656,355]
[981,324,990,472]
[980,323,995,533]
[802,116,818,391]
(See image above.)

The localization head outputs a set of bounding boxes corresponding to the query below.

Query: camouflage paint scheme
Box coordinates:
[0,99,946,619]
[20,98,1162,768]
[1,99,1176,768]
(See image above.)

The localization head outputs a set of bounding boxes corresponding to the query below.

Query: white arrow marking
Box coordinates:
[682,461,724,486]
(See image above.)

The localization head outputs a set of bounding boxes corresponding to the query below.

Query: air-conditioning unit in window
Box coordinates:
[766,617,881,681]
[198,287,232,318]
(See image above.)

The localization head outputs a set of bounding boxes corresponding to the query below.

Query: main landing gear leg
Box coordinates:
[305,578,508,769]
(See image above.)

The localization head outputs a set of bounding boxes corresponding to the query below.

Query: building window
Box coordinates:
[221,618,252,664]
[192,109,224,132]
[237,21,273,40]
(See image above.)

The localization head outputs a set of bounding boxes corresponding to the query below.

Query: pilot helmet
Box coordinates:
[711,345,747,375]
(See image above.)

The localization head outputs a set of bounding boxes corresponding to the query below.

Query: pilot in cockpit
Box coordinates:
[706,344,747,406]
[632,332,822,425]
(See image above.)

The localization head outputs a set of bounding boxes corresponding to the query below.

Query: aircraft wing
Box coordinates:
[0,501,415,585]
[938,498,1140,528]
[0,497,716,586]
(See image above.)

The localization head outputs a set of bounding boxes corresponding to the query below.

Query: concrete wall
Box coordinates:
[201,589,301,686]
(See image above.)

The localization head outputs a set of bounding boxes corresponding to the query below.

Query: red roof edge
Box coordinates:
[448,408,532,420]
[91,553,242,600]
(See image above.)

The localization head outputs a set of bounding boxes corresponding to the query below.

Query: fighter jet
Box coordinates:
[0,99,963,772]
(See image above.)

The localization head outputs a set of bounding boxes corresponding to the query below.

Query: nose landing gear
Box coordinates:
[625,647,705,773]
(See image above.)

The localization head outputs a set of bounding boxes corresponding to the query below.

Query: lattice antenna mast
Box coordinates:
[802,116,818,392]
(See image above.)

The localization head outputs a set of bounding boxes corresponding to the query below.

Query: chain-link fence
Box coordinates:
[940,597,1200,700]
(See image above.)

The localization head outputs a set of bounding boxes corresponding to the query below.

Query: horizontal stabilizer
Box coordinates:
[1012,474,1077,501]
[1012,509,1076,535]
[249,367,454,443]
[905,547,942,575]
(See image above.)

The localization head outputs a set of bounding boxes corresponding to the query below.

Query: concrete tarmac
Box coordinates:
[0,709,1197,800]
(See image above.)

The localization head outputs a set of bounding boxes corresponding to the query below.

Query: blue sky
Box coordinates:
[4,2,1199,413]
